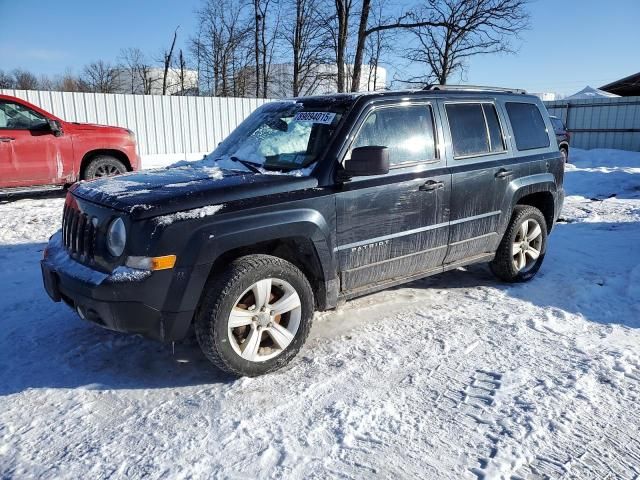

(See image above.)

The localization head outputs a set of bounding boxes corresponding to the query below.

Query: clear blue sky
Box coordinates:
[0,0,638,96]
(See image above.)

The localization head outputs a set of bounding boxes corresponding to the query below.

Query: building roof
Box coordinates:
[600,72,640,97]
[565,86,619,100]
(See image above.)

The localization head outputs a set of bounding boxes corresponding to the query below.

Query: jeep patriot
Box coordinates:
[41,86,564,376]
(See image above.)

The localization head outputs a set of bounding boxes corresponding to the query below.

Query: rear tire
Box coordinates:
[560,146,569,163]
[195,254,314,377]
[83,155,127,180]
[490,205,548,283]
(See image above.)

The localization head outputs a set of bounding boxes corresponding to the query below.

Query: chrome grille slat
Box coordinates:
[83,218,92,258]
[61,203,97,263]
[69,211,78,253]
[76,214,86,255]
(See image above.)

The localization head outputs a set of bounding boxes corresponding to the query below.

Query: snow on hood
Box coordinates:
[154,204,224,226]
[70,162,318,219]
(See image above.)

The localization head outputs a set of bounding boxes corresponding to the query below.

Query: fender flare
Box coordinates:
[507,173,557,204]
[499,173,558,234]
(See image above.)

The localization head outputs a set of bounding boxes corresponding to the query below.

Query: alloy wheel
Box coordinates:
[227,278,301,362]
[512,218,543,273]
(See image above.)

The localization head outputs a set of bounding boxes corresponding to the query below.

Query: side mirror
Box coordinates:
[48,119,62,137]
[342,146,389,178]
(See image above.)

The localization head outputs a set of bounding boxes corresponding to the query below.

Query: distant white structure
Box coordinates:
[114,67,199,95]
[245,63,387,98]
[565,86,619,100]
[532,92,562,101]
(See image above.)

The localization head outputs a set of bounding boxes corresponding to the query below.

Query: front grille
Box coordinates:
[62,203,97,262]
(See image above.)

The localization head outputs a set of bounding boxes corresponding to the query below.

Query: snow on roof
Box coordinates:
[565,86,620,100]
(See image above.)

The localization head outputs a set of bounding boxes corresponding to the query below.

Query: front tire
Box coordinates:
[490,205,548,283]
[83,155,127,180]
[195,255,314,377]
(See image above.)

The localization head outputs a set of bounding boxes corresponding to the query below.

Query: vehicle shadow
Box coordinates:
[0,188,66,204]
[0,242,235,397]
[395,220,640,330]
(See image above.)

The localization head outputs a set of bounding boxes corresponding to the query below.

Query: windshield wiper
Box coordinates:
[227,156,262,173]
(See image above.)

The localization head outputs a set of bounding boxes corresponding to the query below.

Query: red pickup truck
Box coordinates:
[0,94,140,190]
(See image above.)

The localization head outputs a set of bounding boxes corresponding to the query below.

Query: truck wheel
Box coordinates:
[83,155,127,180]
[195,254,314,377]
[490,205,548,283]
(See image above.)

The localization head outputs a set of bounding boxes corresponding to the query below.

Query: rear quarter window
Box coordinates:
[445,102,505,158]
[506,102,550,150]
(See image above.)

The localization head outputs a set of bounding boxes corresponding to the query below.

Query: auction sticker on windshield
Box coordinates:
[293,112,336,124]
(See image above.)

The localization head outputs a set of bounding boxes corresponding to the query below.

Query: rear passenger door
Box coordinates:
[335,101,450,292]
[440,100,513,264]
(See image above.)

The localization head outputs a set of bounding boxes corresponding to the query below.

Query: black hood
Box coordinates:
[70,166,318,219]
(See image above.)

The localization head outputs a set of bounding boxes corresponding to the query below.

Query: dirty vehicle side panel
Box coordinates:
[334,98,451,292]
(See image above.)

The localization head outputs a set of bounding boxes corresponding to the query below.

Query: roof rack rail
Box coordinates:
[423,84,527,94]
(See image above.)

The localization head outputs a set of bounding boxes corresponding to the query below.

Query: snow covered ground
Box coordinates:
[1,148,639,479]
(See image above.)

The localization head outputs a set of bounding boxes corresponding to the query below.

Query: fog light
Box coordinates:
[76,306,86,320]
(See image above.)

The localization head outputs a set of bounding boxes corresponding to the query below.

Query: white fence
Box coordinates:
[1,89,271,167]
[545,96,640,152]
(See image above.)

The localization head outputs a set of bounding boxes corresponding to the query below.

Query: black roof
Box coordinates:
[600,72,640,97]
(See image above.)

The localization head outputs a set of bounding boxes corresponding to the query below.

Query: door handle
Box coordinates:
[0,137,15,142]
[419,180,444,191]
[495,169,513,179]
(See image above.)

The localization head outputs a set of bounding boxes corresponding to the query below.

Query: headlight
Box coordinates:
[107,217,126,257]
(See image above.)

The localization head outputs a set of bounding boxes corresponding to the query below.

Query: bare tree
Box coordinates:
[403,0,529,85]
[253,0,262,97]
[38,74,55,91]
[333,0,354,92]
[191,0,253,96]
[350,0,371,91]
[329,0,454,92]
[365,0,390,91]
[161,27,180,95]
[281,0,332,96]
[260,0,282,98]
[119,47,149,94]
[54,69,86,92]
[176,49,189,94]
[12,69,40,90]
[81,61,118,93]
[0,70,15,89]
[350,3,463,92]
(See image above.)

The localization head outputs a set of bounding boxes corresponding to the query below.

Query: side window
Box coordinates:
[505,102,550,150]
[351,104,437,166]
[0,101,48,130]
[445,102,505,158]
[483,104,505,152]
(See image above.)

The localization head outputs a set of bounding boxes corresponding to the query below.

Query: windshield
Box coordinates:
[204,102,345,172]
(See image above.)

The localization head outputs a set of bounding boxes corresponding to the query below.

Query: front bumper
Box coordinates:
[41,232,194,342]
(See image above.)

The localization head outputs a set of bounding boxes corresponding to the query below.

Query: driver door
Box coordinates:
[0,100,66,188]
[335,102,451,293]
